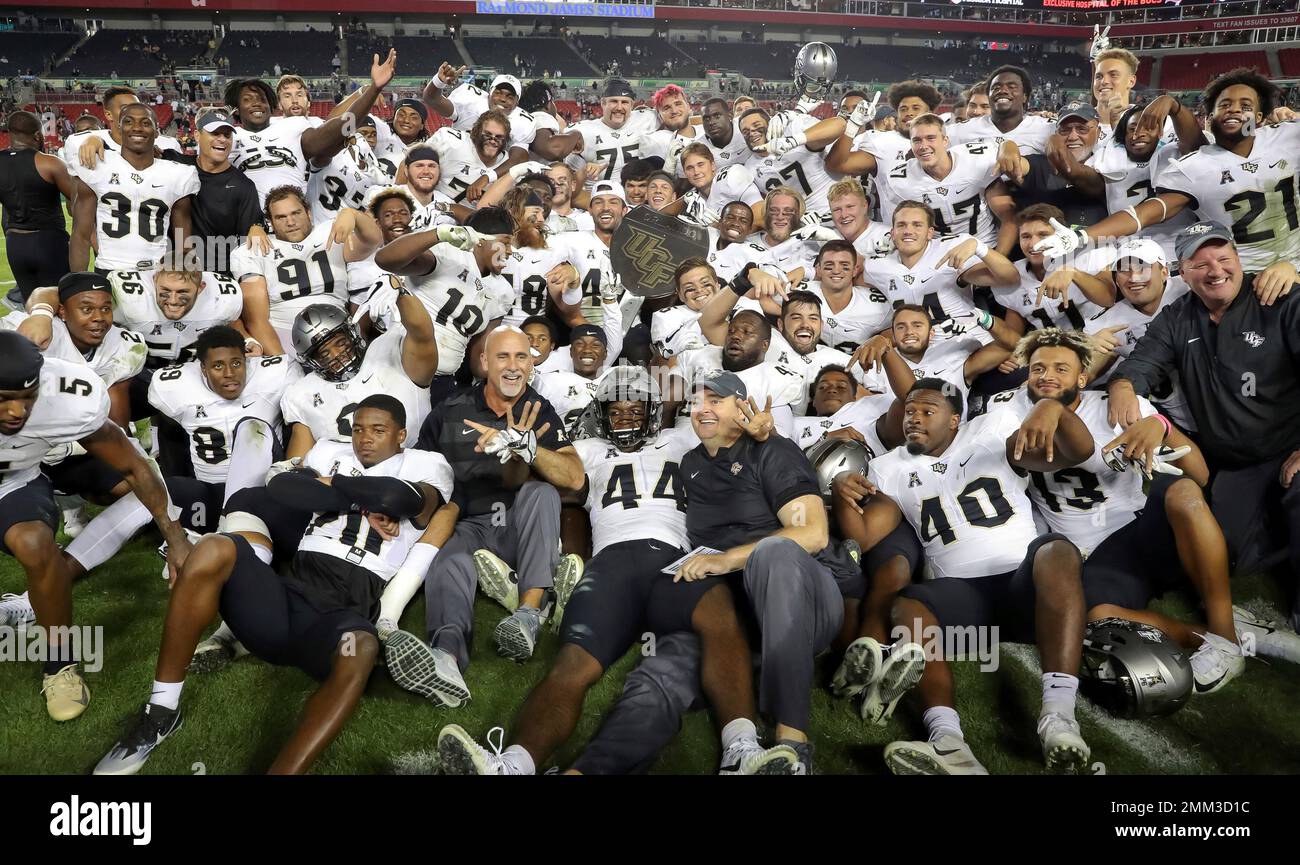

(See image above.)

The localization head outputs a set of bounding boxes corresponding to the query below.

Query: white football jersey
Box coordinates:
[428,126,508,205]
[371,123,406,181]
[992,260,1105,332]
[108,269,243,364]
[1091,141,1197,261]
[674,345,806,414]
[63,129,182,176]
[988,387,1153,557]
[148,354,299,483]
[308,138,387,224]
[549,230,613,326]
[651,304,708,360]
[860,331,987,408]
[868,408,1038,579]
[500,245,570,326]
[0,358,109,502]
[533,370,600,436]
[231,116,321,203]
[298,440,454,581]
[683,165,762,225]
[404,243,496,374]
[945,114,1055,155]
[1153,121,1300,269]
[570,118,647,186]
[231,220,351,345]
[853,129,913,218]
[860,234,982,325]
[745,141,839,217]
[764,340,858,415]
[281,326,430,446]
[574,428,697,555]
[878,142,1001,245]
[802,281,893,354]
[705,232,786,286]
[753,232,822,280]
[848,221,895,261]
[0,313,146,387]
[547,209,595,233]
[792,391,894,456]
[444,84,538,151]
[1083,276,1195,431]
[76,151,200,270]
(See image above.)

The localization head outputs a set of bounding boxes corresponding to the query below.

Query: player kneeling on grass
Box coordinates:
[836,378,1094,774]
[436,367,801,776]
[0,332,190,721]
[93,394,452,775]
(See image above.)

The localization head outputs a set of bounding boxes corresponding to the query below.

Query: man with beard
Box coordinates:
[986,328,1264,695]
[639,84,702,169]
[841,377,1094,774]
[747,186,832,285]
[678,143,763,227]
[545,79,652,187]
[697,97,748,172]
[424,67,537,157]
[737,107,838,223]
[545,162,594,232]
[1036,69,1300,274]
[426,110,513,207]
[378,145,457,232]
[946,66,1055,155]
[548,180,627,326]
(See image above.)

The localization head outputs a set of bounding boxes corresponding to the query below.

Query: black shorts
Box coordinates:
[165,476,225,534]
[43,453,126,498]
[899,532,1075,643]
[5,228,69,299]
[218,535,377,682]
[222,485,312,564]
[0,475,59,555]
[562,539,721,670]
[863,520,925,584]
[1082,474,1185,612]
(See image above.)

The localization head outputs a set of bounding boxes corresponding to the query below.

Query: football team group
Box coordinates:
[1,29,1299,777]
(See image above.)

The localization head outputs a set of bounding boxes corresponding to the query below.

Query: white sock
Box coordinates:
[378,543,439,625]
[150,679,183,711]
[222,420,275,507]
[923,706,964,743]
[1041,672,1079,720]
[720,717,759,751]
[66,493,153,572]
[210,621,237,644]
[500,744,536,776]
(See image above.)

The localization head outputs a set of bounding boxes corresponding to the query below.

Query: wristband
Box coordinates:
[1123,205,1142,231]
[1153,197,1168,222]
[976,309,994,330]
[973,241,990,258]
[244,337,262,352]
[729,263,758,296]
[430,76,448,91]
[30,306,54,320]
[1153,413,1172,440]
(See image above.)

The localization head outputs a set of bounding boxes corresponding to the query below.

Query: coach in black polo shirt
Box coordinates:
[413,326,585,701]
[1108,221,1300,625]
[675,370,846,768]
[161,108,265,272]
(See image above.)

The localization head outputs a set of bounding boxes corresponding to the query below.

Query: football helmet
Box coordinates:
[804,437,871,504]
[1081,619,1193,717]
[794,42,838,98]
[292,304,367,382]
[595,365,662,449]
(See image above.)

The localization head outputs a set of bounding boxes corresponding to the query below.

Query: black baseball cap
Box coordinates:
[695,370,748,401]
[197,107,236,133]
[1174,221,1235,261]
[1058,104,1100,125]
[603,78,635,100]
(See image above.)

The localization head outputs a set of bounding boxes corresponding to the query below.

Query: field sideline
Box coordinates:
[1,239,1298,775]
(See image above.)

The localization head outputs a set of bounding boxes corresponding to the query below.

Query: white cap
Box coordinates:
[490,74,523,97]
[590,180,627,204]
[1113,237,1167,267]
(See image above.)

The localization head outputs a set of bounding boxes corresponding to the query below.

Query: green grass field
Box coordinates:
[2,236,1299,775]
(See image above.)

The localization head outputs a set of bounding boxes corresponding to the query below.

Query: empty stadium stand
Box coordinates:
[217,29,339,77]
[573,35,692,78]
[461,37,589,78]
[55,29,209,77]
[1157,51,1270,91]
[0,30,81,76]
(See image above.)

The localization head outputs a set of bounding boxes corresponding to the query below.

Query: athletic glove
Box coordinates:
[791,224,841,242]
[1103,444,1192,477]
[1031,218,1090,260]
[435,224,489,251]
[485,427,539,465]
[599,267,624,303]
[873,232,896,256]
[351,281,402,326]
[843,92,878,140]
[796,94,823,114]
[762,130,808,157]
[509,160,552,182]
[1088,24,1112,62]
[265,456,303,484]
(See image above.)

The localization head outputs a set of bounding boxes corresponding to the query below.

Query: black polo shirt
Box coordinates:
[1011,153,1108,229]
[682,433,821,552]
[1113,273,1300,468]
[160,150,263,271]
[415,382,569,517]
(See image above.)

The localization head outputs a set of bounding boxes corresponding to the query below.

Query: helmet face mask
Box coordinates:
[1080,619,1193,718]
[292,305,368,383]
[596,366,662,450]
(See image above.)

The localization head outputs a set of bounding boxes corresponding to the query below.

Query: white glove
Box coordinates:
[509,160,552,182]
[800,210,828,228]
[796,94,822,115]
[693,205,722,227]
[266,456,302,484]
[843,93,876,140]
[873,232,895,256]
[351,281,402,326]
[1103,444,1191,476]
[435,224,489,251]
[486,427,539,465]
[1031,218,1090,260]
[761,131,808,157]
[666,138,687,172]
[792,224,840,242]
[766,111,790,143]
[1088,24,1111,62]
[599,267,624,303]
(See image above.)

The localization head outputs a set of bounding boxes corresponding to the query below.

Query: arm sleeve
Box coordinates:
[268,469,352,512]
[1111,306,1179,397]
[332,474,428,520]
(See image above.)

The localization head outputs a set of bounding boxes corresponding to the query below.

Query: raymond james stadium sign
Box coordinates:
[475,1,655,16]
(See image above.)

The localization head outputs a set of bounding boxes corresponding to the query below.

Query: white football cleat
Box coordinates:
[831,636,882,699]
[1189,632,1245,695]
[1234,606,1300,664]
[547,554,585,633]
[860,641,926,725]
[718,740,800,775]
[1037,713,1090,773]
[473,550,519,612]
[437,725,511,775]
[61,505,89,539]
[0,591,35,629]
[884,734,988,776]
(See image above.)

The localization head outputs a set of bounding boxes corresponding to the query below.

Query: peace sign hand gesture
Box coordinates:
[465,400,552,465]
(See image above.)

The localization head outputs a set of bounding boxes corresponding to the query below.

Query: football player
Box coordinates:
[426,110,514,206]
[531,324,610,436]
[69,103,199,273]
[792,366,893,456]
[705,201,785,284]
[375,98,431,180]
[307,114,389,224]
[547,180,627,326]
[678,143,763,227]
[651,258,722,361]
[543,79,652,187]
[63,86,182,172]
[424,67,537,158]
[93,394,452,775]
[544,162,595,232]
[825,179,893,263]
[738,106,838,221]
[799,239,892,354]
[750,186,829,284]
[946,66,1055,154]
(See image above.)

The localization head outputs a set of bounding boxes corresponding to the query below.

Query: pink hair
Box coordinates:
[652,84,687,109]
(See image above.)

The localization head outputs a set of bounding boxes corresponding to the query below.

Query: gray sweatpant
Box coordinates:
[424,481,561,670]
[572,536,843,772]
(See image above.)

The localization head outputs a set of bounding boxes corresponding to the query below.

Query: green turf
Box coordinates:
[2,225,1299,775]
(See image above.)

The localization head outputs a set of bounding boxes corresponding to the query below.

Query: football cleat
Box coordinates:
[473,550,519,611]
[1037,713,1090,773]
[385,632,471,707]
[547,554,585,633]
[42,664,90,722]
[830,636,883,699]
[1233,606,1300,664]
[188,630,250,674]
[494,607,542,662]
[93,703,183,775]
[718,741,800,775]
[0,591,35,629]
[437,724,510,775]
[860,641,927,725]
[157,528,204,581]
[61,504,88,540]
[884,734,988,776]
[1189,632,1245,695]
